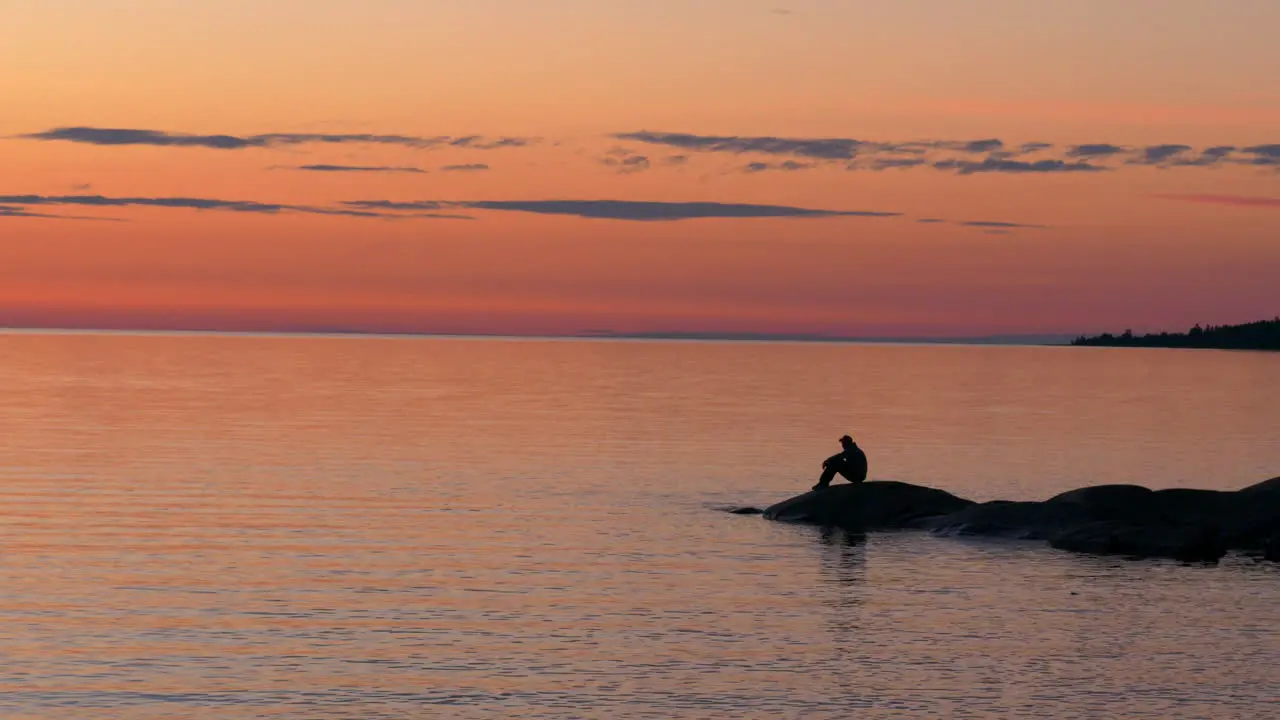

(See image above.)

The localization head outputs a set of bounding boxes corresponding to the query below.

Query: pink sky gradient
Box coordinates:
[2,1,1277,337]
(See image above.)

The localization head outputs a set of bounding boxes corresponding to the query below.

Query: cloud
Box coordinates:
[914,217,1042,228]
[4,192,1043,228]
[0,193,467,220]
[880,143,930,156]
[601,151,693,172]
[941,139,1004,153]
[1128,144,1193,165]
[1067,144,1127,158]
[615,133,1027,162]
[0,204,77,219]
[290,164,427,174]
[614,131,864,160]
[961,220,1045,229]
[343,198,901,221]
[1241,144,1280,166]
[866,157,928,170]
[1155,194,1280,208]
[615,130,1277,176]
[25,127,265,149]
[337,200,448,211]
[743,160,813,173]
[1244,144,1280,157]
[968,139,1004,153]
[441,163,490,172]
[0,202,124,221]
[1067,143,1240,167]
[448,136,533,149]
[1169,146,1237,167]
[21,126,535,151]
[601,153,650,174]
[934,157,1109,174]
[3,193,901,223]
[2,193,294,213]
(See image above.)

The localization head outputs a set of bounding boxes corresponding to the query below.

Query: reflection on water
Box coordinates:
[0,333,1276,719]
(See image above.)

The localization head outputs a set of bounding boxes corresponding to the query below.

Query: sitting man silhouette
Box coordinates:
[813,435,868,491]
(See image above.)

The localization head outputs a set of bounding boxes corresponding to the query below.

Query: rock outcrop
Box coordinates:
[759,476,1280,563]
[763,481,974,529]
[1047,521,1227,563]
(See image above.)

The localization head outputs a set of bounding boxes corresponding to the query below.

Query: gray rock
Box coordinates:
[757,476,1280,563]
[1238,476,1280,497]
[930,500,1095,540]
[1049,521,1227,563]
[763,481,974,530]
[1264,533,1280,563]
[1047,484,1154,515]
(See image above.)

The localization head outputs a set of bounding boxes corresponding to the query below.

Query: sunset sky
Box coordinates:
[3,0,1278,337]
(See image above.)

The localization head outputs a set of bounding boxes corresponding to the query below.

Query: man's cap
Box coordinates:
[839,434,853,444]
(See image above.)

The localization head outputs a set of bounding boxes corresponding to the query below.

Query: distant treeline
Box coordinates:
[1071,317,1280,350]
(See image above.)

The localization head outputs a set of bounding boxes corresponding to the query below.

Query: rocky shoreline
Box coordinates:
[746,477,1280,563]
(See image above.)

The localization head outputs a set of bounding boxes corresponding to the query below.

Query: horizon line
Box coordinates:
[0,324,1078,346]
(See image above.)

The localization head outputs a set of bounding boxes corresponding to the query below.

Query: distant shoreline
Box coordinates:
[5,323,1277,351]
[1071,318,1279,352]
[0,325,1079,347]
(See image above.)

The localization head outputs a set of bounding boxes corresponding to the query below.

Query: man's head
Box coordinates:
[839,434,854,448]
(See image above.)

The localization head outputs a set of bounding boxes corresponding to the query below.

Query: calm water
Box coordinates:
[0,333,1277,719]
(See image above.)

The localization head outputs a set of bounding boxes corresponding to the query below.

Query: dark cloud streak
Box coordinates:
[934,158,1109,174]
[601,153,650,174]
[743,160,812,173]
[343,198,901,221]
[620,130,1274,175]
[0,193,463,220]
[1128,144,1193,165]
[2,193,1037,228]
[0,204,82,220]
[21,126,535,151]
[867,157,928,170]
[1067,144,1126,158]
[961,220,1045,229]
[1241,144,1280,166]
[292,164,427,174]
[615,131,865,160]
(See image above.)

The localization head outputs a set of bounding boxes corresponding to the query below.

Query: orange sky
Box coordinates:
[2,0,1278,337]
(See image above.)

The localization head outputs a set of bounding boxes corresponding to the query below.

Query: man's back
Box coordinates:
[842,444,868,483]
[815,437,868,490]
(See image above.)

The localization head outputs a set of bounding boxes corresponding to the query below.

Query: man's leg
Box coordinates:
[812,462,841,490]
[836,467,866,485]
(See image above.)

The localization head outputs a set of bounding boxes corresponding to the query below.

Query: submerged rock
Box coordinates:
[1264,533,1280,563]
[759,476,1280,563]
[930,500,1095,540]
[1048,521,1227,563]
